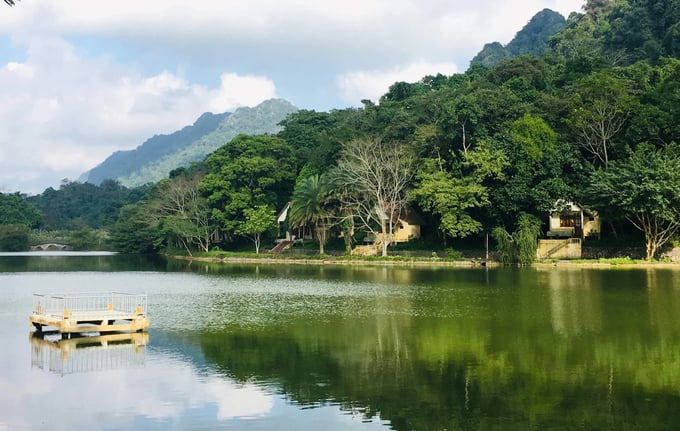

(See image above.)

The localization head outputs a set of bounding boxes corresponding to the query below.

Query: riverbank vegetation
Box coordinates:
[3,1,680,263]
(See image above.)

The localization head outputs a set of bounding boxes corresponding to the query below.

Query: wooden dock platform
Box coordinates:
[30,292,149,336]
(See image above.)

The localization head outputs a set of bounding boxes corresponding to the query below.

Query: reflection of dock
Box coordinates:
[30,332,148,375]
[29,292,149,335]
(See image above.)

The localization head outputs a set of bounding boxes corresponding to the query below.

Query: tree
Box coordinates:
[0,192,42,227]
[488,115,574,225]
[288,174,335,255]
[27,180,145,230]
[411,149,503,241]
[151,176,212,256]
[109,204,161,254]
[491,213,541,265]
[567,71,635,168]
[0,224,29,251]
[200,135,296,239]
[235,205,275,254]
[335,138,414,256]
[587,142,680,260]
[442,94,482,155]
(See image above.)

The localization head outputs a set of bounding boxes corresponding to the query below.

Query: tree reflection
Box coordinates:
[199,269,680,430]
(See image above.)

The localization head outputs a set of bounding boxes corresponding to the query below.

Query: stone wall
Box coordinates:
[537,239,582,259]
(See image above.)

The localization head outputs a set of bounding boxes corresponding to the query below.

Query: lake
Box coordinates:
[1,252,679,430]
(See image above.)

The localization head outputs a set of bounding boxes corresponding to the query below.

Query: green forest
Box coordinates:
[3,0,680,262]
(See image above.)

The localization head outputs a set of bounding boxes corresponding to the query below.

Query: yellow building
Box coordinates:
[547,201,600,239]
[365,207,425,244]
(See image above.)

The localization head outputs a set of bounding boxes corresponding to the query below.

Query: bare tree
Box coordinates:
[568,72,634,168]
[334,138,414,257]
[151,176,212,255]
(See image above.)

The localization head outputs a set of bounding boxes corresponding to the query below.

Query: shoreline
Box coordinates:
[172,255,493,267]
[171,255,680,269]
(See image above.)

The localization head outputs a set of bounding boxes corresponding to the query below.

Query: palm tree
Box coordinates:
[288,174,335,255]
[4,1,19,6]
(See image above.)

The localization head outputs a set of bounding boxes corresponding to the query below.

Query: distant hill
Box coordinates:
[81,98,298,187]
[471,8,567,67]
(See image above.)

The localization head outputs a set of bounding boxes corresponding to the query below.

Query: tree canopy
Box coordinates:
[586,142,680,260]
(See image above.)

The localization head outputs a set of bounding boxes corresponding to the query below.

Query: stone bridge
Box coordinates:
[31,243,71,251]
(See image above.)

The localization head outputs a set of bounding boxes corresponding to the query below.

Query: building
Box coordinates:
[538,201,600,260]
[546,201,600,239]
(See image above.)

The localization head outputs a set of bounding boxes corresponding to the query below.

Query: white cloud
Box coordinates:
[0,37,276,194]
[208,73,277,113]
[337,61,458,104]
[0,345,274,430]
[0,1,585,68]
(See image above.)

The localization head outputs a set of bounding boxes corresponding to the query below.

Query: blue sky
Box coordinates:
[0,0,584,194]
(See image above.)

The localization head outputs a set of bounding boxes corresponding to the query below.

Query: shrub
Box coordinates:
[0,224,30,251]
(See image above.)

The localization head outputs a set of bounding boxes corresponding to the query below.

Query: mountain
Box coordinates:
[82,111,229,185]
[471,8,567,67]
[80,98,298,187]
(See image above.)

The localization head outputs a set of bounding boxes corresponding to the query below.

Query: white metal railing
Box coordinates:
[32,292,147,316]
[31,337,147,375]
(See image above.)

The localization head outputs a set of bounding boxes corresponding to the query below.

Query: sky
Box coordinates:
[0,0,585,195]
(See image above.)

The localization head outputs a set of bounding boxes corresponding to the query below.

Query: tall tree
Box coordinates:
[442,94,482,155]
[587,142,680,260]
[335,138,414,257]
[567,71,635,167]
[288,174,335,255]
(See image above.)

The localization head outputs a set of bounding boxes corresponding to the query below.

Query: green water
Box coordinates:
[1,253,679,430]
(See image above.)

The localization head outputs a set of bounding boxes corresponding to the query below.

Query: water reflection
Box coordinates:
[196,268,680,430]
[4,259,680,430]
[30,332,148,376]
[646,269,680,329]
[537,267,603,336]
[0,252,168,272]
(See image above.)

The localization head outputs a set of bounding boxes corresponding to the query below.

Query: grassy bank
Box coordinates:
[170,250,680,269]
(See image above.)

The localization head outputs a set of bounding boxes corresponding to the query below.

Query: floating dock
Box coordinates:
[30,292,149,336]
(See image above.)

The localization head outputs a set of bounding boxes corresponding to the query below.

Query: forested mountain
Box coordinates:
[82,111,228,185]
[472,8,567,67]
[81,98,298,187]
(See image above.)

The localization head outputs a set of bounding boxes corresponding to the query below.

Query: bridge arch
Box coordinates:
[31,243,70,251]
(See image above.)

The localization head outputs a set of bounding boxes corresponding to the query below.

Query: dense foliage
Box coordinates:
[27,180,147,230]
[0,224,30,251]
[0,192,42,227]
